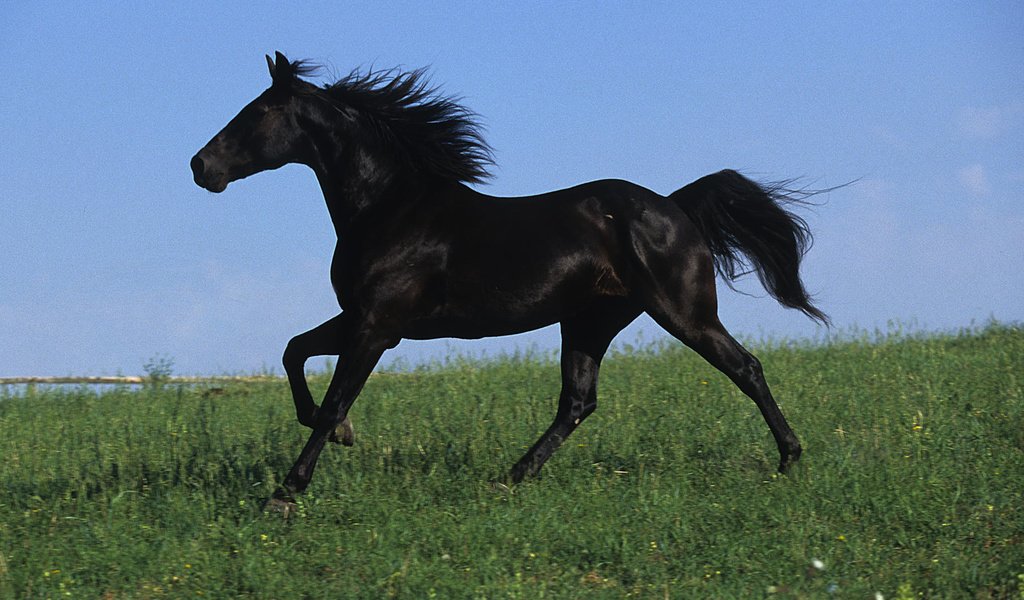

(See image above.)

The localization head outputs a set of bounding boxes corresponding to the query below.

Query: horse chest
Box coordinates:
[329,242,444,313]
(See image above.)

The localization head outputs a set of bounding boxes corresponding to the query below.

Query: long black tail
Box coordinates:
[670,169,829,324]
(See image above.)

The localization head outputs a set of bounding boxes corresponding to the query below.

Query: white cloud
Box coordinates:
[958,103,1024,139]
[801,177,1024,335]
[958,164,991,196]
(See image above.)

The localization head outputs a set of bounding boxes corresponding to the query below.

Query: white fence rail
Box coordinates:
[0,376,278,385]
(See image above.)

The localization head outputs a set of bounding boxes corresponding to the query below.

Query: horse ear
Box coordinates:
[268,51,292,87]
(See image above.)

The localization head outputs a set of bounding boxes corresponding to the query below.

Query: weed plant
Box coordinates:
[1,324,1022,597]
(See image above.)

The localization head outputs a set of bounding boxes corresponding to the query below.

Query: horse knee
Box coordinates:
[579,397,598,421]
[282,337,306,372]
[558,391,597,425]
[741,353,764,380]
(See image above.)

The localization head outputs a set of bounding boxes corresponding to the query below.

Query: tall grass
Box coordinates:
[1,323,1022,598]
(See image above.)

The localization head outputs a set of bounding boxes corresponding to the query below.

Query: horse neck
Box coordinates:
[299,103,434,237]
[313,160,426,239]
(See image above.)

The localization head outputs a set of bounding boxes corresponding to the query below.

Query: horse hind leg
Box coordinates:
[506,301,639,483]
[505,344,597,484]
[640,267,802,472]
[693,320,802,472]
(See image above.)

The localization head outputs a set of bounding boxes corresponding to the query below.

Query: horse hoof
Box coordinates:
[329,419,355,446]
[263,494,297,518]
[778,444,803,474]
[488,479,515,495]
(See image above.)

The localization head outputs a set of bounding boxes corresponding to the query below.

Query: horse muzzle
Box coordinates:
[190,154,228,193]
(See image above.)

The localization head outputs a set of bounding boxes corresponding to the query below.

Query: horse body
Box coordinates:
[329,177,713,339]
[191,53,827,513]
[359,180,633,338]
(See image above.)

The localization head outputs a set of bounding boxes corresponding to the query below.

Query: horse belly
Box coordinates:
[403,192,633,340]
[420,250,624,339]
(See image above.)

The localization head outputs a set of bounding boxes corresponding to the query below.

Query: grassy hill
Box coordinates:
[1,323,1022,598]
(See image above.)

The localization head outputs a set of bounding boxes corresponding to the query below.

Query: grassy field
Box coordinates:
[1,323,1022,598]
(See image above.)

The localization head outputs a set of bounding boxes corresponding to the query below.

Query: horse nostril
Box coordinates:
[190,155,206,179]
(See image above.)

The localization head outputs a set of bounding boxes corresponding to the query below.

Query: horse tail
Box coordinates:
[669,169,829,324]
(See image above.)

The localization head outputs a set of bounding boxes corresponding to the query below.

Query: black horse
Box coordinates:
[191,53,828,514]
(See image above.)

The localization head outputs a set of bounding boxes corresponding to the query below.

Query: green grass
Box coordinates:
[1,323,1022,598]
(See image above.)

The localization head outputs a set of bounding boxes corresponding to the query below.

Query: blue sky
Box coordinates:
[2,2,1022,376]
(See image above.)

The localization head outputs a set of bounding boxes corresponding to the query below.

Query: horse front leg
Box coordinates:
[266,329,394,516]
[282,313,354,445]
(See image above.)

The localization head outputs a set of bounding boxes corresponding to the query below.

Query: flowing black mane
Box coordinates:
[290,62,494,184]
